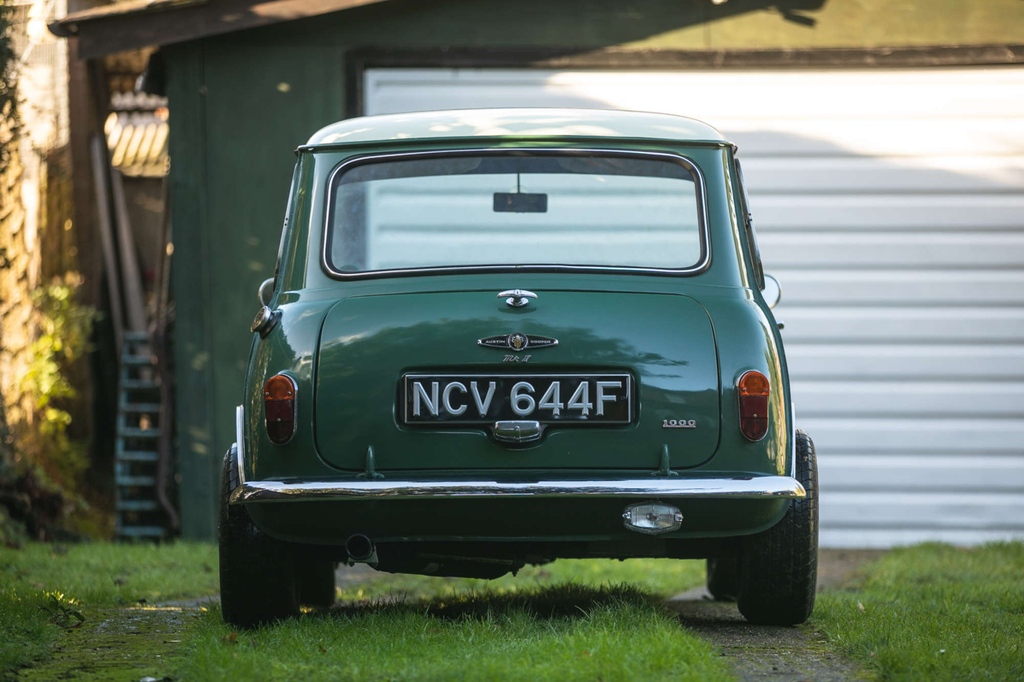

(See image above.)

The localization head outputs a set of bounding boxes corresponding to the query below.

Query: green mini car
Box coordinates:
[220,108,818,628]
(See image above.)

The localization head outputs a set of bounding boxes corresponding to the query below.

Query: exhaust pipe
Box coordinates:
[345,534,378,565]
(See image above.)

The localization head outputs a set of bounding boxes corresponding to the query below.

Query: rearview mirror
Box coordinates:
[493,192,548,213]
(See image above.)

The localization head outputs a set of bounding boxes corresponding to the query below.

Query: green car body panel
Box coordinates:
[233,109,797,557]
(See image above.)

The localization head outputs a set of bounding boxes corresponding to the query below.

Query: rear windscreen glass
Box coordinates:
[325,151,706,274]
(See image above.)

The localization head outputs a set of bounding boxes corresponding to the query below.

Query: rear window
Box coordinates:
[323,150,707,276]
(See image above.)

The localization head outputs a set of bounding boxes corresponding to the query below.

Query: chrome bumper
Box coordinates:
[231,476,805,504]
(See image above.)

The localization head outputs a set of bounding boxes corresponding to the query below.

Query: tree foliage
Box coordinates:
[0,1,15,124]
[0,2,18,472]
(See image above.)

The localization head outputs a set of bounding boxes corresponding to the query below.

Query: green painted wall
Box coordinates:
[167,40,346,538]
[166,0,1024,538]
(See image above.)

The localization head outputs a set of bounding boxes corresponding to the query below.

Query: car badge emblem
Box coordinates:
[478,333,558,352]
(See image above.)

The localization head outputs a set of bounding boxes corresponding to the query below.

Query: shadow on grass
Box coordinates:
[318,582,659,622]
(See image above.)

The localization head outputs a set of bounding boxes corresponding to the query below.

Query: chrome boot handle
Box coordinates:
[493,420,543,443]
[498,289,537,308]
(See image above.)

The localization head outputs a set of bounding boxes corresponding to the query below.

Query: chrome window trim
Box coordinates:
[320,148,712,280]
[231,475,805,504]
[234,405,246,486]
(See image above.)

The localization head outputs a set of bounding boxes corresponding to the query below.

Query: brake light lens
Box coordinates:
[738,370,770,441]
[264,374,297,444]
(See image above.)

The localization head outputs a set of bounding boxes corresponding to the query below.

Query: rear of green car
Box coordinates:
[220,109,817,628]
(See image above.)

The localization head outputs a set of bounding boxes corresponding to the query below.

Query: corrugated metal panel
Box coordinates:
[104,92,169,178]
[365,66,1024,548]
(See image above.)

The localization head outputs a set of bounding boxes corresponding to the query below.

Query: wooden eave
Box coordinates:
[49,0,394,59]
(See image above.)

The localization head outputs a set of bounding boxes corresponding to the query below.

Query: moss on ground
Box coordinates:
[17,601,212,681]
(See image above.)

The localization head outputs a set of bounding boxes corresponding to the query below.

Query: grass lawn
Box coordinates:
[813,542,1024,682]
[1,544,726,681]
[0,541,218,676]
[176,558,731,682]
[5,540,1024,681]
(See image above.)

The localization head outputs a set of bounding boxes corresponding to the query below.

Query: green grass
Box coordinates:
[177,559,729,681]
[0,589,63,675]
[335,557,705,601]
[1,545,721,681]
[812,542,1024,681]
[10,540,1024,681]
[0,541,218,605]
[0,541,218,676]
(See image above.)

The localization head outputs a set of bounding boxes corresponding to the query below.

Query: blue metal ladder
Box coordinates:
[114,331,169,539]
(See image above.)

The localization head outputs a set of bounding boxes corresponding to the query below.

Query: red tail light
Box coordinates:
[737,370,770,441]
[264,374,297,445]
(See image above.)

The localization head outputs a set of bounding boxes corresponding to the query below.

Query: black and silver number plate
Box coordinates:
[401,373,633,425]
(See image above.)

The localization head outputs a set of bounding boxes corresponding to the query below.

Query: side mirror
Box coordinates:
[258,277,275,307]
[762,274,782,309]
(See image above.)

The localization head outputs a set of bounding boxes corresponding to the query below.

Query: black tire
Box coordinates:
[706,558,739,601]
[297,560,336,608]
[736,429,818,626]
[219,445,299,628]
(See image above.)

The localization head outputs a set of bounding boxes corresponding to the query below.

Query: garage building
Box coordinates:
[53,0,1024,544]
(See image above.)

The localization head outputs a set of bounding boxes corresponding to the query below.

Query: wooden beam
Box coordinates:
[110,169,148,333]
[348,44,1024,72]
[66,37,102,309]
[89,134,125,352]
[51,0,392,59]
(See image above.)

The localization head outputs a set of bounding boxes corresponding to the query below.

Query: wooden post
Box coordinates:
[110,169,147,332]
[89,134,124,352]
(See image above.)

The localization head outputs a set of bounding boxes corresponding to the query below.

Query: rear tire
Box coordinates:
[219,445,300,628]
[706,558,738,601]
[736,429,818,625]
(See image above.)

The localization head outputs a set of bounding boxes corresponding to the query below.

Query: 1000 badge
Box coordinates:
[400,374,633,425]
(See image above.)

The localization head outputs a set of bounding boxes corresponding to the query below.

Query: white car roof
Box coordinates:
[305,108,728,147]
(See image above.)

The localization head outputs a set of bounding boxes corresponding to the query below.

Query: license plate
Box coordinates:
[401,373,633,425]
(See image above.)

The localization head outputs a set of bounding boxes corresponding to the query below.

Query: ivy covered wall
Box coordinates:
[0,4,96,544]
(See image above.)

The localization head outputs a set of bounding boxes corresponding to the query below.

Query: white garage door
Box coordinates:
[365,67,1024,548]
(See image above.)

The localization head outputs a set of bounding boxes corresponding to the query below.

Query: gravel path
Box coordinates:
[668,592,865,681]
[666,550,885,681]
